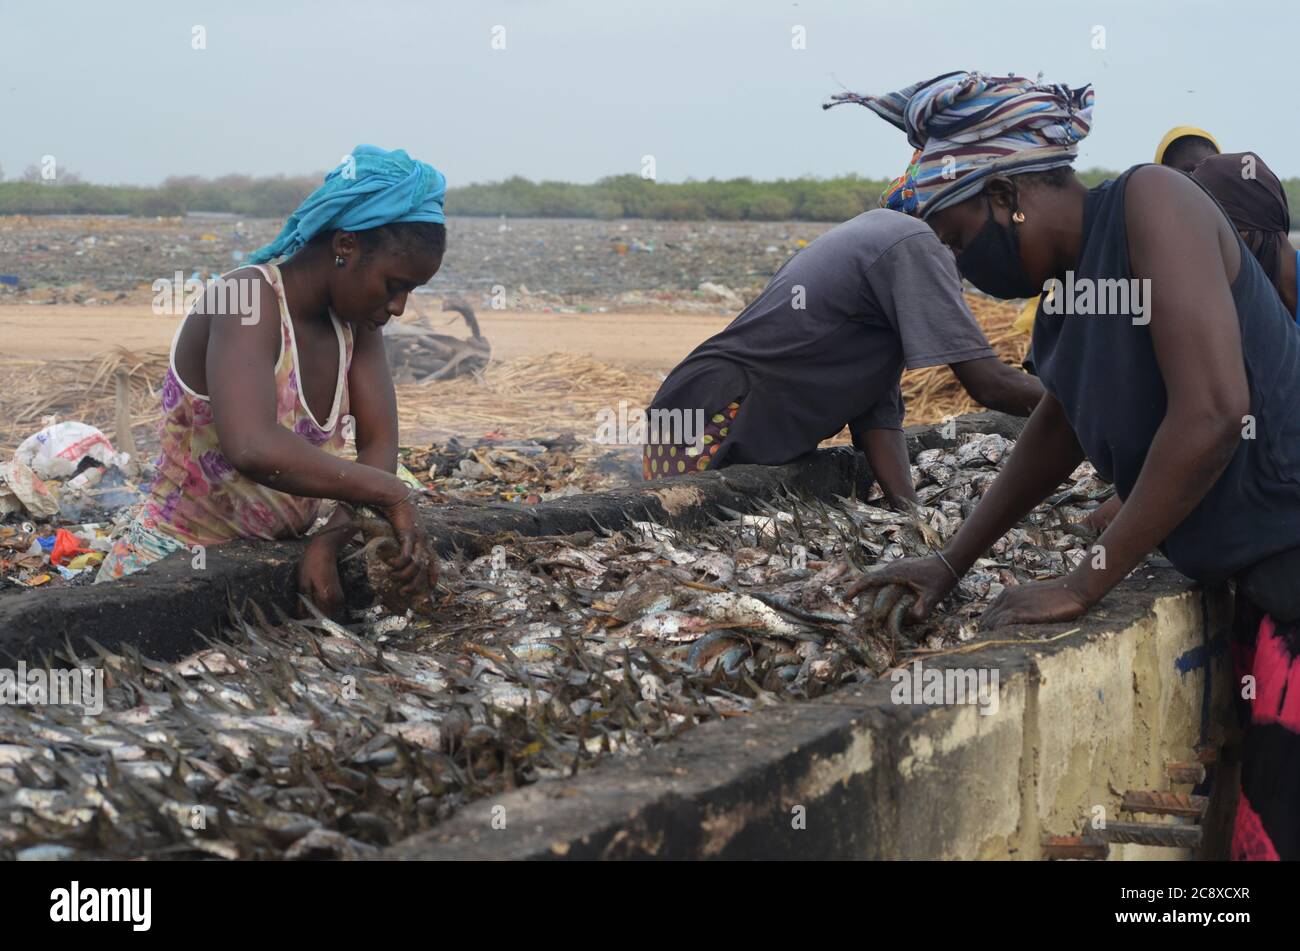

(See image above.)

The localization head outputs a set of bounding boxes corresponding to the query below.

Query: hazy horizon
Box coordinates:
[5,0,1297,187]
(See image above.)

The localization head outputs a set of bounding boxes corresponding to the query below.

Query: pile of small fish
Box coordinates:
[0,433,1117,860]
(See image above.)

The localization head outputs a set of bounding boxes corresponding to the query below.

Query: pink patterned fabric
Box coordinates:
[1230,605,1300,861]
[144,263,354,546]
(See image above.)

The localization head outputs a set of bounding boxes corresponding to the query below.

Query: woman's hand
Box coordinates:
[378,490,439,596]
[297,536,346,618]
[845,555,959,629]
[979,577,1093,630]
[1067,495,1120,541]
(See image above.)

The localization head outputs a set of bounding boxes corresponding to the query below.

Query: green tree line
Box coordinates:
[2,170,1299,223]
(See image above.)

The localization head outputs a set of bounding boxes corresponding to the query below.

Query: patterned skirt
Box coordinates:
[93,508,187,583]
[642,400,740,481]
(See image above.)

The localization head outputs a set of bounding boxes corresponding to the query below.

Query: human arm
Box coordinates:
[846,391,1086,622]
[949,356,1043,416]
[982,166,1249,627]
[855,427,917,508]
[848,387,917,508]
[206,278,409,511]
[298,321,435,604]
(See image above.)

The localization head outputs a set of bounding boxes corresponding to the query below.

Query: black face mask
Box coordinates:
[955,196,1043,300]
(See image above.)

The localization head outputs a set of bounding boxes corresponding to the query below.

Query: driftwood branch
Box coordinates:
[384,299,490,383]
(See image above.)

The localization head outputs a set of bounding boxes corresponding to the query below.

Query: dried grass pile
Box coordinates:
[394,352,663,444]
[0,347,169,454]
[900,295,1028,424]
[0,294,1026,456]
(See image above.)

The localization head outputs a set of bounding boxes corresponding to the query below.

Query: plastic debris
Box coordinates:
[15,422,130,480]
[49,529,90,567]
[0,459,60,518]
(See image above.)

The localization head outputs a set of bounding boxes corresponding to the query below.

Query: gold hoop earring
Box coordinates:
[1012,211,1026,224]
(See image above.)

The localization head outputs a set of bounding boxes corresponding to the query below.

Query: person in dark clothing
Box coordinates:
[842,70,1300,861]
[1193,152,1299,320]
[643,207,1042,508]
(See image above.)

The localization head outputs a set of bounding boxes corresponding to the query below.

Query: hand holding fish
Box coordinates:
[1080,495,1121,535]
[979,577,1092,630]
[296,504,357,618]
[377,488,439,597]
[298,540,347,617]
[844,555,959,630]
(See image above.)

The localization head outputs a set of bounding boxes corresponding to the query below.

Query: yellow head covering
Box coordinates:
[1154,126,1221,165]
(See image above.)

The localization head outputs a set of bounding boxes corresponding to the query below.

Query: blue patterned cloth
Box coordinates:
[246,145,446,264]
[826,71,1093,218]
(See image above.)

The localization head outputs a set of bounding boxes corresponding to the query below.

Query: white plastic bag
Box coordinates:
[14,422,129,480]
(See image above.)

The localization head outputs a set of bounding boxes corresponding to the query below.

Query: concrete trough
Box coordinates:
[6,409,1230,861]
[383,570,1234,860]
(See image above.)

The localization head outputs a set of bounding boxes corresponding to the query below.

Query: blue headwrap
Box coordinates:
[246,145,446,265]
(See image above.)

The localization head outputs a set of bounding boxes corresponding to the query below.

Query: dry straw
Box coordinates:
[0,296,1022,454]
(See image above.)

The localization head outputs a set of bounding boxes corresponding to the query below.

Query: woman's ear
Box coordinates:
[332,230,360,263]
[983,176,1019,211]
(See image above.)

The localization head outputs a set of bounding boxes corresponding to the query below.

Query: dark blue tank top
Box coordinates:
[1031,166,1300,583]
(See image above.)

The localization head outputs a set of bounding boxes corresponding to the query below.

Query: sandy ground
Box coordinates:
[0,304,726,370]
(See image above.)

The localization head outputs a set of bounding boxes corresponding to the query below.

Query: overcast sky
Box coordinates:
[4,0,1296,187]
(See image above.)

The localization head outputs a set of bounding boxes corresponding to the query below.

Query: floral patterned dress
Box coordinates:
[96,263,353,581]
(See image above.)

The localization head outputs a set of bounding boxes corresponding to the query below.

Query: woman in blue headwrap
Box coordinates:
[836,73,1300,861]
[97,145,447,617]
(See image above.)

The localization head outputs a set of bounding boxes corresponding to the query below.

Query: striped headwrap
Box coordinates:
[825,71,1094,218]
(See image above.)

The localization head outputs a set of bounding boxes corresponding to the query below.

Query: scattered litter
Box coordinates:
[48,528,90,566]
[15,421,130,479]
[0,459,59,518]
[400,432,637,504]
[696,281,743,309]
[0,216,822,315]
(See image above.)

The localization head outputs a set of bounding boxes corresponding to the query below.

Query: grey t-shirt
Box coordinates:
[649,209,996,466]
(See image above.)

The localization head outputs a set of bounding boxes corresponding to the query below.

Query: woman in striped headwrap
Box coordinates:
[837,71,1300,861]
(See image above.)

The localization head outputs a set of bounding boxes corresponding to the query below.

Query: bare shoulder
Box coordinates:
[194,265,278,316]
[1125,164,1218,222]
[200,265,282,356]
[1124,164,1237,274]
